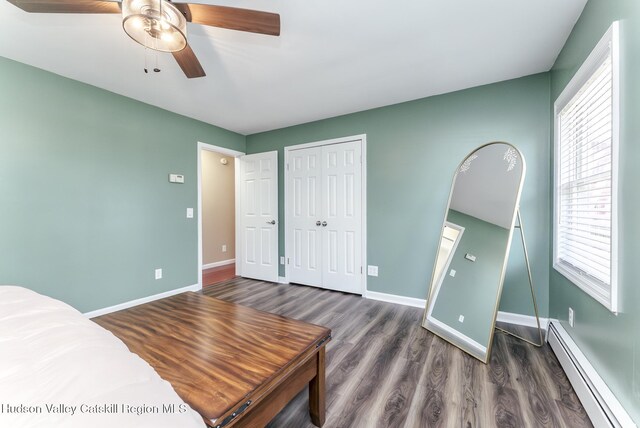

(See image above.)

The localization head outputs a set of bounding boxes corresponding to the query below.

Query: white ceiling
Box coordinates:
[0,0,586,135]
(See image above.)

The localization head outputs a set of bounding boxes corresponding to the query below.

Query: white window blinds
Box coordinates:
[554,22,619,312]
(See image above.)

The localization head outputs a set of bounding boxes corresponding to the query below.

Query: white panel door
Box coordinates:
[286,140,363,294]
[239,151,278,283]
[287,147,323,286]
[321,141,362,293]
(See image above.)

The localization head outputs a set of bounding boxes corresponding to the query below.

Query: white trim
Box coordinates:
[496,311,549,330]
[552,22,620,313]
[83,284,200,319]
[610,21,620,312]
[197,142,245,290]
[425,222,465,319]
[285,134,367,152]
[202,259,235,270]
[427,315,487,355]
[234,156,242,277]
[364,290,550,332]
[283,134,367,294]
[364,290,427,308]
[548,321,636,428]
[361,137,368,297]
[278,276,289,284]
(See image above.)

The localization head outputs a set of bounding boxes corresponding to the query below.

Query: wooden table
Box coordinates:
[93,292,331,427]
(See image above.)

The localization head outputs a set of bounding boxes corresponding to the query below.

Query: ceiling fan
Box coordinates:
[6,0,280,78]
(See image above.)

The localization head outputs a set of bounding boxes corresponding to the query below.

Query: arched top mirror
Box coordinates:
[422,142,526,363]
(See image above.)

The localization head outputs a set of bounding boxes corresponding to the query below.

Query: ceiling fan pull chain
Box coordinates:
[154,50,160,73]
[144,44,148,74]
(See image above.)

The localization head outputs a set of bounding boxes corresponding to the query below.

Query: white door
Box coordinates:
[321,141,362,293]
[288,147,323,286]
[286,141,362,294]
[239,151,278,282]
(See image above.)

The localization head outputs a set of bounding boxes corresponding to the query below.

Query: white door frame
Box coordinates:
[283,134,367,294]
[197,141,245,290]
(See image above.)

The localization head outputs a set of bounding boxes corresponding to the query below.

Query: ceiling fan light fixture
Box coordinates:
[122,0,187,53]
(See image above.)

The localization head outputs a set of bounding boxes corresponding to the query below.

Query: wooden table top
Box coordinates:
[93,292,331,422]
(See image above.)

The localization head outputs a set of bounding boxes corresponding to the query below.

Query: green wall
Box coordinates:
[246,73,551,316]
[2,2,636,419]
[549,0,640,422]
[430,210,510,346]
[0,56,245,313]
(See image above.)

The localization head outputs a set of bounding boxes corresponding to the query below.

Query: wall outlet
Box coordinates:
[449,269,456,277]
[155,268,162,280]
[569,307,574,327]
[458,315,465,323]
[186,208,194,218]
[367,265,379,277]
[222,244,227,252]
[280,256,285,265]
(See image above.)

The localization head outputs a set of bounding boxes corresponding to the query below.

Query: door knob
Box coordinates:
[316,221,322,226]
[322,221,327,227]
[267,220,276,225]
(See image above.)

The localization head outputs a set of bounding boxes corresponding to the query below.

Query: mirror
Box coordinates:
[422,142,525,363]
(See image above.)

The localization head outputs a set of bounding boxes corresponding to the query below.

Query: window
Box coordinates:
[554,22,619,312]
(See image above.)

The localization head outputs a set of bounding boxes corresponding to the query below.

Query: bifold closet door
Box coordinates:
[288,141,362,294]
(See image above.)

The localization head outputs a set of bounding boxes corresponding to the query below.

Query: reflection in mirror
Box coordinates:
[422,142,525,363]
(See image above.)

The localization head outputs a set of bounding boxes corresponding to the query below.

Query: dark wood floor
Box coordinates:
[201,278,592,428]
[202,263,237,287]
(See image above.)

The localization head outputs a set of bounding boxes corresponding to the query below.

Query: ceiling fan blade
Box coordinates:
[172,43,206,78]
[173,3,280,36]
[6,0,121,13]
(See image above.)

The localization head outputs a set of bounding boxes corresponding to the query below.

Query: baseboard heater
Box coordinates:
[547,321,636,428]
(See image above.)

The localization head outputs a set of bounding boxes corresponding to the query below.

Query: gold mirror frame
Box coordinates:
[421,141,526,363]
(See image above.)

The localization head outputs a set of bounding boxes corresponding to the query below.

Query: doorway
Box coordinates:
[198,143,280,288]
[425,222,464,318]
[197,142,244,288]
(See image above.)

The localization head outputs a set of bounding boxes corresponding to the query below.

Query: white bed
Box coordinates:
[0,286,206,428]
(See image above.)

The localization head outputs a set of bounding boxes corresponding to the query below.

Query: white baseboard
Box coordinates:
[364,290,427,308]
[202,259,235,270]
[278,276,289,284]
[83,284,200,319]
[364,291,550,332]
[548,321,636,428]
[496,311,549,330]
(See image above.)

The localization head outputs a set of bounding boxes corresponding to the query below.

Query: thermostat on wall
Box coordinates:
[169,174,184,184]
[465,253,476,262]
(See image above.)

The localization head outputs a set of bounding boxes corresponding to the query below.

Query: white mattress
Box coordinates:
[0,286,205,428]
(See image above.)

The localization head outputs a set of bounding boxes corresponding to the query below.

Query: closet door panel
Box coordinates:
[321,142,362,293]
[288,147,323,286]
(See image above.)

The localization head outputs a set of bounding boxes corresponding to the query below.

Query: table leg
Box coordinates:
[309,346,326,427]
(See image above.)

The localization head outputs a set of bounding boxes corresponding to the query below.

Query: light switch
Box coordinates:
[449,269,456,277]
[186,208,194,218]
[465,253,476,262]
